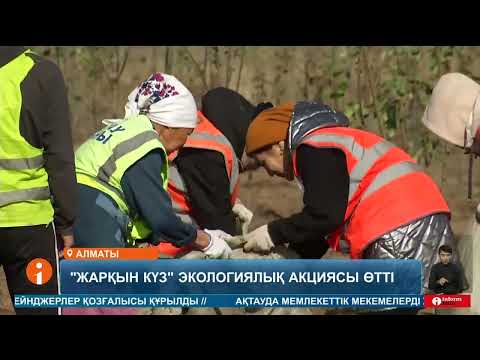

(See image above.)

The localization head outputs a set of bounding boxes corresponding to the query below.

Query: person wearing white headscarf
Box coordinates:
[104,73,198,154]
[65,73,233,316]
[124,73,197,128]
[73,72,232,256]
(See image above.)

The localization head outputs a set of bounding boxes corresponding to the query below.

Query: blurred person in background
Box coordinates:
[422,72,478,314]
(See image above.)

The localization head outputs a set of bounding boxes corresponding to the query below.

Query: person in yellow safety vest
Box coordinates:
[63,73,234,316]
[421,72,479,314]
[0,47,77,315]
[72,73,233,258]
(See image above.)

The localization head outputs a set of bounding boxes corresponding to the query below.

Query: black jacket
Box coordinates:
[173,88,256,235]
[0,47,77,236]
[267,146,349,258]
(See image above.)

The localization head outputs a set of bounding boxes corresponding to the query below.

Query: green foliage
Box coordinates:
[301,46,470,168]
[33,46,477,163]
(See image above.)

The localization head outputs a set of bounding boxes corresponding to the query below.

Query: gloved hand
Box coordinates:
[202,229,233,259]
[232,199,253,235]
[242,225,275,254]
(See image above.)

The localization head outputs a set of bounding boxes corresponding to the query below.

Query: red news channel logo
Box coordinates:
[424,294,471,308]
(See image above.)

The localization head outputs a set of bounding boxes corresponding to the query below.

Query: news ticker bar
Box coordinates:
[15,294,426,308]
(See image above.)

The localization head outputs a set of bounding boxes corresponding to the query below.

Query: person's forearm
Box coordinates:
[272,146,347,246]
[43,114,77,235]
[150,210,198,247]
[45,156,77,235]
[267,206,340,246]
[120,151,199,247]
[42,78,77,235]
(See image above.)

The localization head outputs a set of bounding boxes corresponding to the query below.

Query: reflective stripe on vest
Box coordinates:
[159,113,240,257]
[185,131,240,195]
[168,163,188,202]
[0,187,50,207]
[97,131,160,186]
[167,112,240,222]
[75,115,168,245]
[361,160,423,200]
[0,155,44,170]
[168,164,197,226]
[300,133,400,202]
[0,49,54,226]
[295,127,450,258]
[169,143,239,198]
[0,154,49,207]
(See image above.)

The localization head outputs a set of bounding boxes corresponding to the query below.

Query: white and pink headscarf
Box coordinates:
[124,73,198,128]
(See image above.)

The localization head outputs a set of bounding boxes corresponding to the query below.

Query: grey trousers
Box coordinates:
[363,213,465,289]
[360,213,464,314]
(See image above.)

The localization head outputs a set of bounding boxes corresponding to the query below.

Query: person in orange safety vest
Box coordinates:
[230,100,462,292]
[155,88,269,258]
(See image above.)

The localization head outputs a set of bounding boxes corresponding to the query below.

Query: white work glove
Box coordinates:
[243,225,275,254]
[232,199,254,235]
[202,229,233,259]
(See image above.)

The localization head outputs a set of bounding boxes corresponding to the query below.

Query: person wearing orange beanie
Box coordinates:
[228,100,460,315]
[232,101,350,260]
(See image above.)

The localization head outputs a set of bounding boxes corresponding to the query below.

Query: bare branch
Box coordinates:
[117,47,129,81]
[225,47,233,88]
[203,46,208,84]
[361,47,384,137]
[93,48,112,83]
[164,46,170,73]
[183,46,208,91]
[115,46,120,74]
[235,47,246,92]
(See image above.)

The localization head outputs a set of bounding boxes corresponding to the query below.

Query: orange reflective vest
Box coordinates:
[156,111,240,257]
[292,127,450,259]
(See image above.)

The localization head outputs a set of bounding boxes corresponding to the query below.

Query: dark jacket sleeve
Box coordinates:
[175,148,238,235]
[428,264,439,291]
[267,146,349,251]
[120,150,197,247]
[20,54,77,236]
